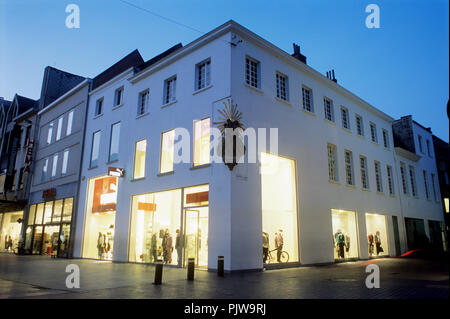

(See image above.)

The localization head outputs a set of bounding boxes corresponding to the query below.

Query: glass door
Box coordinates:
[183,208,208,268]
[41,225,60,256]
[58,224,71,258]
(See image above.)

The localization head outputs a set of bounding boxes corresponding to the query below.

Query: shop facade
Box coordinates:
[0,211,23,253]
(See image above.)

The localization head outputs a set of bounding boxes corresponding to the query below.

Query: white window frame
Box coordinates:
[400,162,409,195]
[387,165,394,195]
[276,72,289,101]
[409,166,417,197]
[66,110,74,136]
[51,153,58,178]
[374,161,383,193]
[324,97,334,122]
[109,122,121,162]
[360,156,369,189]
[382,129,389,148]
[62,149,69,176]
[245,56,260,89]
[418,135,424,153]
[195,58,211,91]
[56,116,63,141]
[114,86,124,107]
[341,106,350,130]
[344,150,354,185]
[138,89,149,116]
[302,86,313,113]
[327,143,338,182]
[163,76,177,105]
[160,129,175,174]
[355,114,364,136]
[90,130,101,168]
[423,170,430,200]
[41,158,49,182]
[133,139,147,179]
[95,98,103,116]
[47,122,54,144]
[370,122,377,143]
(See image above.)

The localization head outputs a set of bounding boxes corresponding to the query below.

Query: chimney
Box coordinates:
[292,43,307,64]
[326,69,337,83]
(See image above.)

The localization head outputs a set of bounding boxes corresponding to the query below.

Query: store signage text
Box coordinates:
[24,139,35,173]
[42,188,56,198]
[108,166,125,177]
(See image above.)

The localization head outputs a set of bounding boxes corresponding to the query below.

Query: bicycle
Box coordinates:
[266,248,289,263]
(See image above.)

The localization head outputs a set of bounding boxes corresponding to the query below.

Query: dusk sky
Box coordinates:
[1,0,448,141]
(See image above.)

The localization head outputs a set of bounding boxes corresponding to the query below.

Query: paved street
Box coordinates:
[0,254,448,299]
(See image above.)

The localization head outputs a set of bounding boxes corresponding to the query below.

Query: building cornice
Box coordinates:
[395,147,421,162]
[89,68,134,96]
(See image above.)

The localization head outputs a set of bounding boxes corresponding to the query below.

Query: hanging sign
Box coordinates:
[108,166,125,177]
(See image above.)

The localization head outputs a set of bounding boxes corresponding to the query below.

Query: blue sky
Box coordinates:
[1,0,448,141]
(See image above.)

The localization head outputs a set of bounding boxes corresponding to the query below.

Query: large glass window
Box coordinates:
[43,201,53,224]
[193,118,210,166]
[366,213,389,257]
[82,176,117,259]
[0,211,24,253]
[56,116,63,141]
[160,130,175,173]
[90,131,101,168]
[331,209,358,259]
[261,152,298,264]
[109,122,121,162]
[129,189,182,265]
[133,139,147,179]
[66,110,74,136]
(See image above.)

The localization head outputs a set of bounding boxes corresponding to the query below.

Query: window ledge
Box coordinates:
[88,165,98,170]
[357,135,365,140]
[136,112,149,120]
[274,97,291,106]
[112,103,124,111]
[371,141,379,146]
[376,192,385,196]
[193,85,213,95]
[346,184,356,189]
[342,127,352,134]
[93,113,103,120]
[328,180,340,185]
[131,177,145,182]
[324,119,336,127]
[244,84,263,94]
[157,171,174,177]
[362,188,371,192]
[106,160,119,165]
[161,100,178,109]
[302,109,316,117]
[190,163,211,170]
[384,147,391,152]
[389,194,396,198]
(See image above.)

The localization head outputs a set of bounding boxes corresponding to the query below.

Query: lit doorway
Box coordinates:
[183,207,208,268]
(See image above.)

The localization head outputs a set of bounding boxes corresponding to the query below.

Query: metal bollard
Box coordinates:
[217,256,224,277]
[154,260,163,285]
[187,258,195,281]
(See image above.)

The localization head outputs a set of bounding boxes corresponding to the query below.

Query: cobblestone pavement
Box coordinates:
[0,254,448,299]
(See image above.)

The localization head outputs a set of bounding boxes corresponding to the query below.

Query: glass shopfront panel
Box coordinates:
[59,224,71,258]
[261,152,298,264]
[366,213,389,257]
[42,225,60,256]
[32,226,43,254]
[83,176,117,259]
[0,211,23,253]
[129,189,182,265]
[331,209,359,259]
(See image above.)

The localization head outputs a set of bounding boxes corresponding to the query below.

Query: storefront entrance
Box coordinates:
[366,213,389,257]
[183,207,208,268]
[331,209,359,260]
[24,198,73,257]
[0,211,23,253]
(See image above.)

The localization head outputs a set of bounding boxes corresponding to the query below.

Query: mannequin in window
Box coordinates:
[150,230,158,262]
[368,233,374,256]
[375,231,383,255]
[274,230,284,262]
[345,233,350,253]
[175,229,181,264]
[334,230,345,258]
[97,232,104,259]
[163,229,173,264]
[262,232,269,263]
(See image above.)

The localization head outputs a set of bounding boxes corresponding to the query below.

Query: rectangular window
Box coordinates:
[164,76,177,104]
[426,140,432,157]
[90,131,101,168]
[114,87,124,106]
[370,122,377,143]
[324,97,334,122]
[193,118,210,166]
[66,110,74,136]
[356,114,364,136]
[160,130,175,173]
[400,162,409,195]
[302,86,313,112]
[52,154,58,177]
[387,165,394,195]
[109,122,121,162]
[431,173,437,201]
[246,57,259,88]
[341,107,350,129]
[418,135,423,153]
[47,122,54,144]
[196,59,211,90]
[344,150,354,185]
[327,143,338,182]
[423,170,430,200]
[62,149,69,175]
[374,161,383,192]
[409,166,417,197]
[360,156,369,189]
[138,90,149,116]
[95,98,103,116]
[18,168,24,190]
[133,139,147,179]
[41,158,48,182]
[276,72,288,101]
[56,116,63,141]
[382,129,389,148]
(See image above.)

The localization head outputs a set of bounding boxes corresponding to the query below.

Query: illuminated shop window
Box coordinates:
[160,130,175,173]
[43,201,53,224]
[193,118,210,166]
[52,199,63,223]
[366,213,389,257]
[0,211,23,253]
[331,209,358,259]
[28,205,36,225]
[133,139,147,179]
[261,152,298,264]
[82,176,117,260]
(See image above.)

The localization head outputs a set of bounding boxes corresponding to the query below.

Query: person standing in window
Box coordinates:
[375,231,383,255]
[262,232,269,263]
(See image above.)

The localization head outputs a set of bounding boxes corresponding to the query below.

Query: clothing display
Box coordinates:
[262,232,269,263]
[334,230,346,259]
[375,231,383,256]
[274,231,284,262]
